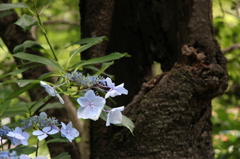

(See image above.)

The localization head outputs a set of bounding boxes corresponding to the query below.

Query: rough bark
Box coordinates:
[0,1,80,158]
[80,0,228,158]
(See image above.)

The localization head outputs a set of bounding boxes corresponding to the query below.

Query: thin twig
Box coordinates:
[222,43,240,54]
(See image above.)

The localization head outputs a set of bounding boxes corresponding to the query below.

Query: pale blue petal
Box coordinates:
[112,106,125,112]
[106,106,124,126]
[48,128,59,135]
[42,127,51,133]
[61,122,67,129]
[56,94,64,104]
[7,132,15,137]
[115,84,128,95]
[21,139,28,145]
[15,127,23,134]
[90,109,102,121]
[33,130,44,136]
[66,122,73,130]
[70,128,79,137]
[40,81,56,96]
[106,77,115,88]
[22,132,30,140]
[20,154,31,159]
[84,90,96,101]
[77,97,89,107]
[11,138,20,146]
[106,113,110,126]
[92,96,105,109]
[109,110,122,124]
[38,134,48,141]
[34,157,48,159]
[105,90,121,98]
[77,106,98,119]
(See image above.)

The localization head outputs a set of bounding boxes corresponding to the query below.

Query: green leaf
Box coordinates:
[117,115,135,134]
[65,36,107,48]
[83,65,114,78]
[10,145,37,155]
[0,10,12,19]
[0,3,28,11]
[4,83,35,101]
[93,61,114,75]
[75,52,130,70]
[66,36,107,67]
[0,79,40,87]
[0,100,11,117]
[40,102,64,111]
[13,40,44,54]
[2,102,29,117]
[13,52,65,72]
[45,138,69,144]
[52,152,71,159]
[15,14,38,31]
[0,64,41,79]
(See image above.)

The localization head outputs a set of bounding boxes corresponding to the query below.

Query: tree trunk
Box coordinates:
[80,0,228,158]
[0,1,80,158]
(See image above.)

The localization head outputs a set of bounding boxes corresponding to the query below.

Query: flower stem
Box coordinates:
[36,139,39,157]
[32,0,58,62]
[1,139,3,150]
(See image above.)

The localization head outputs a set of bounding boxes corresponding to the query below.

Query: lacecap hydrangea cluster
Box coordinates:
[41,71,128,126]
[0,72,128,155]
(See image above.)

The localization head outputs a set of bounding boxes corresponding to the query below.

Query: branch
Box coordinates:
[62,95,90,159]
[222,43,240,54]
[43,20,80,27]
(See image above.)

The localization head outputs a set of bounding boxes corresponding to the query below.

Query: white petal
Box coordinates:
[48,128,59,135]
[56,94,64,104]
[115,84,128,95]
[106,77,115,88]
[90,109,102,121]
[109,110,122,124]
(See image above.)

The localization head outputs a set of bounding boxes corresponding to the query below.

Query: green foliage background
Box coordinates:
[212,0,240,158]
[1,0,240,158]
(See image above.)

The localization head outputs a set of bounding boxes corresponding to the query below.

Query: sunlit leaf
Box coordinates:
[52,152,71,159]
[15,14,38,31]
[66,36,107,48]
[75,52,130,70]
[13,52,65,72]
[0,3,28,11]
[13,40,44,54]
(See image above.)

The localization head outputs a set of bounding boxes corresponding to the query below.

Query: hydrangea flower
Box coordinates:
[40,81,64,104]
[60,122,79,142]
[7,127,30,146]
[33,126,59,141]
[19,154,47,159]
[0,151,9,158]
[77,90,106,119]
[105,77,128,99]
[106,106,124,126]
